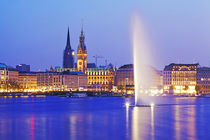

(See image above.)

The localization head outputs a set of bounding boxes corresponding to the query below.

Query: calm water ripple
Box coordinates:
[0,96,210,140]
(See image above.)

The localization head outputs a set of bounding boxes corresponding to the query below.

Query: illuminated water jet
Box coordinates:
[131,13,155,105]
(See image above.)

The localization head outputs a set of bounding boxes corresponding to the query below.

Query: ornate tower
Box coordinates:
[63,28,74,68]
[77,25,87,72]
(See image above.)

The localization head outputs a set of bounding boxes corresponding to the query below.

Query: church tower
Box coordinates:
[77,25,87,72]
[63,28,74,68]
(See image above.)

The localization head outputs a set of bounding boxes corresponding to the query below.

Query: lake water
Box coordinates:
[0,96,210,140]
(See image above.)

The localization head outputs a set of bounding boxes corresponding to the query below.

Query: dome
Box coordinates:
[0,63,7,68]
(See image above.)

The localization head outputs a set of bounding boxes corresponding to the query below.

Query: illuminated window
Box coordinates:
[1,71,5,75]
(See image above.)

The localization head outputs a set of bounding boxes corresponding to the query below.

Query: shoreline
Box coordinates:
[0,92,210,98]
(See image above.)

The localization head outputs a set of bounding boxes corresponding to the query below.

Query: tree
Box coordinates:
[195,85,202,94]
[7,80,20,91]
[118,85,124,90]
[184,85,189,90]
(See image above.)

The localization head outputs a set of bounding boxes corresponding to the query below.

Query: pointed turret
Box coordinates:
[78,23,87,54]
[79,27,84,43]
[50,65,53,72]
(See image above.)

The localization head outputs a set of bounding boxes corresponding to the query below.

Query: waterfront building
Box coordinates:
[53,74,63,91]
[0,63,19,92]
[37,72,53,91]
[8,68,19,83]
[114,64,134,94]
[77,26,87,72]
[0,63,8,92]
[0,63,8,81]
[85,66,115,91]
[37,72,63,91]
[62,71,88,91]
[197,67,210,94]
[16,64,30,72]
[63,28,75,68]
[18,72,37,92]
[163,63,198,94]
[114,64,163,94]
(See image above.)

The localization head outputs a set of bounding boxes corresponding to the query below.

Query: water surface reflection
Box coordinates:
[0,97,210,140]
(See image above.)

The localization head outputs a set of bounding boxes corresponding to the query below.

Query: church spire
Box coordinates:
[66,27,71,49]
[81,18,84,34]
[63,27,74,68]
[80,21,85,43]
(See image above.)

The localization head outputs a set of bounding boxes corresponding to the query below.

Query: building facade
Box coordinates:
[0,63,8,92]
[114,64,134,94]
[18,72,37,92]
[85,67,115,91]
[197,67,210,94]
[53,66,115,92]
[163,63,198,94]
[63,28,74,68]
[8,68,19,83]
[0,63,19,92]
[37,72,63,91]
[62,71,88,91]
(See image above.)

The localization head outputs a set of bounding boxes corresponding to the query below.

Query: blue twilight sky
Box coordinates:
[1,0,210,71]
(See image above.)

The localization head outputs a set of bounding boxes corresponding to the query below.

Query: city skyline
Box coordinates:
[1,0,210,71]
[2,1,210,140]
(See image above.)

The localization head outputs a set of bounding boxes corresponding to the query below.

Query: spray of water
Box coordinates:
[131,13,154,105]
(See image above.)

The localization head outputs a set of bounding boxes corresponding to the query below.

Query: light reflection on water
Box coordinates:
[174,106,181,140]
[131,106,154,140]
[0,97,210,140]
[69,115,77,140]
[151,105,154,140]
[30,116,35,140]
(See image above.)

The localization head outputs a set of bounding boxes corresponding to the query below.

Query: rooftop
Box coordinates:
[119,64,133,69]
[164,63,199,71]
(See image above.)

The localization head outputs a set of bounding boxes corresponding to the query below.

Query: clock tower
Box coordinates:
[77,25,87,72]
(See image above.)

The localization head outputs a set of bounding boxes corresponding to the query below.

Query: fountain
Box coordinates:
[131,13,156,106]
